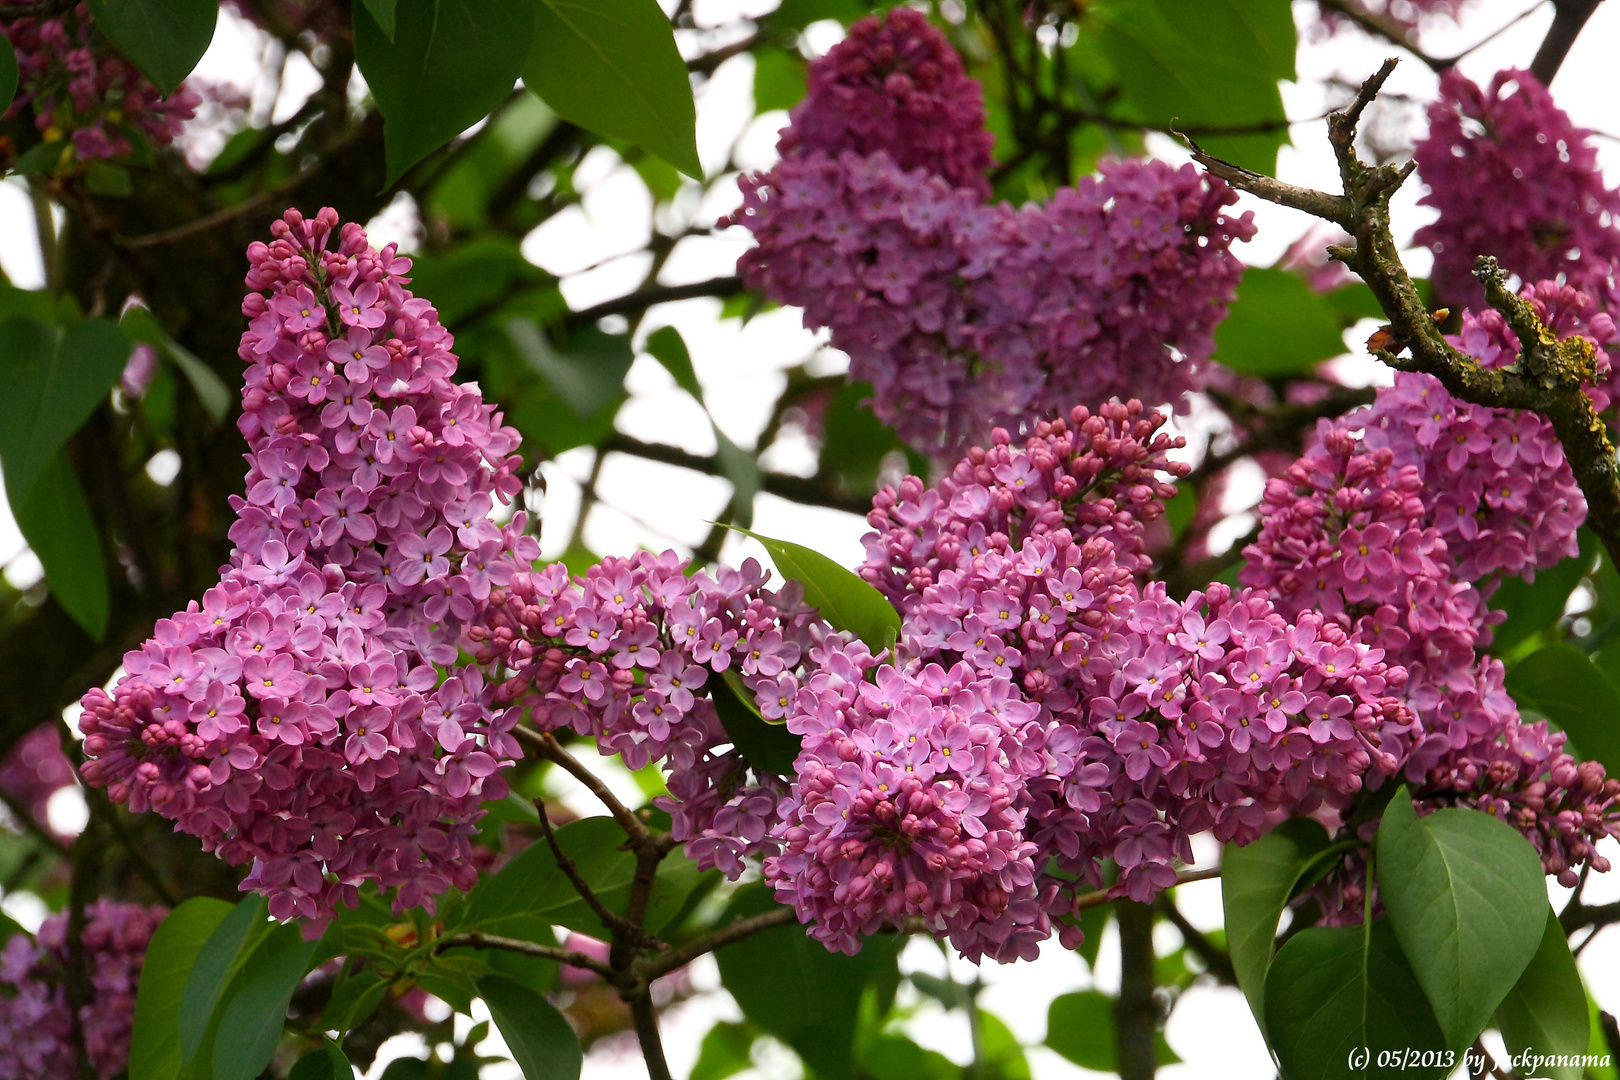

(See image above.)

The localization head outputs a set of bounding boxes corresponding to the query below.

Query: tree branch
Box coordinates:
[563,277,744,329]
[629,993,676,1080]
[1531,0,1603,85]
[534,796,663,950]
[1313,0,1444,70]
[1183,58,1620,576]
[637,905,798,979]
[436,931,615,977]
[1114,900,1158,1080]
[514,727,654,847]
[604,433,873,517]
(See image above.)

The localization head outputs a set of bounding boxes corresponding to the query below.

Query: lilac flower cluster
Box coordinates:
[0,724,79,840]
[726,8,1254,457]
[0,901,166,1080]
[1242,374,1620,892]
[1,1,199,162]
[468,551,823,879]
[1414,68,1620,305]
[78,208,531,924]
[842,404,1412,954]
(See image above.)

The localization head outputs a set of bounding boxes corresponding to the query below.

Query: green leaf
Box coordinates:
[1087,0,1292,173]
[288,1040,353,1080]
[817,381,916,499]
[1265,919,1447,1080]
[766,0,869,31]
[86,0,218,94]
[319,968,389,1035]
[0,315,130,507]
[1490,530,1596,654]
[409,238,549,325]
[1221,818,1333,1039]
[644,325,701,399]
[753,48,806,113]
[1212,267,1347,377]
[1044,990,1177,1071]
[524,0,701,178]
[858,1033,959,1080]
[976,1011,1032,1080]
[477,975,583,1080]
[506,319,632,419]
[691,1021,755,1080]
[129,898,234,1080]
[179,895,272,1070]
[360,0,399,40]
[722,525,902,652]
[354,0,536,188]
[1505,643,1620,774]
[715,883,900,1078]
[459,816,695,939]
[711,665,801,775]
[714,428,761,529]
[83,160,133,197]
[212,924,325,1080]
[121,307,231,424]
[0,36,19,115]
[1375,790,1547,1050]
[1495,908,1589,1080]
[13,451,108,638]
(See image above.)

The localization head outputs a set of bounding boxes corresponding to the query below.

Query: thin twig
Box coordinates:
[534,796,662,949]
[1156,897,1237,985]
[436,931,615,977]
[1075,866,1221,912]
[1314,0,1445,70]
[116,157,326,249]
[0,0,75,19]
[628,993,676,1080]
[515,727,653,846]
[563,277,744,329]
[637,905,798,979]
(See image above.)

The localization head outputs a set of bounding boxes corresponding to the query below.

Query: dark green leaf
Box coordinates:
[288,1040,353,1080]
[714,428,760,529]
[1045,990,1114,1070]
[320,968,389,1035]
[13,451,108,638]
[976,1011,1032,1080]
[715,883,900,1078]
[644,325,701,399]
[122,307,231,424]
[818,382,912,498]
[0,35,16,115]
[1505,643,1620,774]
[1491,530,1596,654]
[1375,790,1547,1050]
[212,923,324,1080]
[0,315,130,507]
[1087,0,1292,173]
[753,48,806,113]
[479,975,583,1078]
[129,898,234,1080]
[1075,902,1110,967]
[1212,267,1347,377]
[712,666,801,775]
[766,0,869,30]
[724,526,902,652]
[84,160,133,197]
[0,286,54,323]
[505,319,632,419]
[409,239,549,325]
[179,895,272,1070]
[1495,908,1588,1080]
[1322,281,1386,325]
[525,0,701,178]
[361,0,399,40]
[1163,487,1195,541]
[1221,818,1332,1039]
[691,1021,755,1080]
[1265,920,1447,1080]
[86,0,217,94]
[858,1033,959,1080]
[355,0,535,187]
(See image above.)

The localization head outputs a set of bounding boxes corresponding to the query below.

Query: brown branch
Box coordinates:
[514,727,652,846]
[604,433,873,517]
[0,0,74,19]
[1075,866,1221,912]
[534,796,663,950]
[1184,58,1620,577]
[116,156,325,250]
[1156,896,1237,985]
[563,277,744,329]
[1531,0,1603,85]
[637,905,798,979]
[1114,900,1158,1080]
[629,993,676,1080]
[1314,0,1444,70]
[436,931,614,977]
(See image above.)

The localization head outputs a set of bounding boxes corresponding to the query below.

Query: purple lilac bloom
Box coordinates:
[78,208,533,926]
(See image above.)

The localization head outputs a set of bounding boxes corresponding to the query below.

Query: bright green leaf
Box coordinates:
[1265,919,1447,1080]
[478,975,583,1080]
[1495,908,1589,1080]
[212,924,325,1080]
[723,525,902,652]
[1221,818,1332,1039]
[715,883,900,1078]
[1491,530,1596,654]
[753,48,806,113]
[1376,790,1547,1050]
[524,0,701,178]
[977,1011,1032,1080]
[691,1021,755,1080]
[1045,990,1115,1070]
[86,0,218,95]
[129,898,234,1080]
[289,1040,354,1080]
[1505,643,1620,774]
[13,451,108,639]
[1213,267,1347,377]
[354,0,535,188]
[179,895,272,1070]
[711,664,801,775]
[360,0,399,40]
[858,1033,959,1080]
[0,314,130,507]
[0,36,16,115]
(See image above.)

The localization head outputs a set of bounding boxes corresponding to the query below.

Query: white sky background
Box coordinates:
[3,2,1620,1077]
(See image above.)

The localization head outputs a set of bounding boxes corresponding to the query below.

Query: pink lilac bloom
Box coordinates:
[725,8,1254,458]
[0,724,79,840]
[0,2,200,162]
[1414,68,1620,306]
[0,901,166,1080]
[77,208,532,925]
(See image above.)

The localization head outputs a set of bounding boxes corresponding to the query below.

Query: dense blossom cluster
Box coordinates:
[0,902,165,1079]
[0,724,79,840]
[78,208,530,923]
[469,551,822,878]
[1242,362,1620,893]
[726,8,1254,456]
[1414,68,1620,305]
[1,1,199,162]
